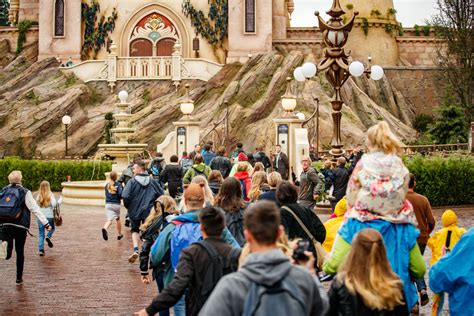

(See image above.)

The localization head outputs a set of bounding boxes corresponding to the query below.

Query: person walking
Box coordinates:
[0,171,51,285]
[36,180,58,256]
[201,144,216,166]
[148,152,166,181]
[179,151,193,175]
[247,171,269,202]
[233,163,251,202]
[229,152,254,177]
[326,156,359,210]
[160,155,184,199]
[322,197,347,253]
[183,154,212,185]
[406,173,435,306]
[272,144,289,180]
[297,155,324,210]
[328,228,409,315]
[136,207,241,316]
[122,160,164,263]
[207,170,223,195]
[188,144,201,162]
[253,145,272,171]
[258,172,283,205]
[102,171,123,241]
[209,146,232,178]
[199,201,329,316]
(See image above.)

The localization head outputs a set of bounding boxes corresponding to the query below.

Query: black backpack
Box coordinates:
[0,186,22,221]
[195,239,241,305]
[243,274,307,316]
[226,209,246,247]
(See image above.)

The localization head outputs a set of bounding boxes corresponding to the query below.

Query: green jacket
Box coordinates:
[183,163,211,184]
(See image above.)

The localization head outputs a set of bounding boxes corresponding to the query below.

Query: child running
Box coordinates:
[102,171,123,241]
[36,181,57,256]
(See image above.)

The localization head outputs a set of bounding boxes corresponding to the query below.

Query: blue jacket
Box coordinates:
[150,209,240,285]
[122,173,163,220]
[429,228,474,315]
[201,150,216,166]
[104,181,122,205]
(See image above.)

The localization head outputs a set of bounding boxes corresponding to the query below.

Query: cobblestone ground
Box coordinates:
[0,204,472,315]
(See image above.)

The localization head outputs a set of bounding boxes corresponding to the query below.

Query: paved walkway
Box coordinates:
[0,204,472,315]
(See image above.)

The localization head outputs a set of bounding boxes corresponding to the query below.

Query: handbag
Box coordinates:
[281,206,328,269]
[53,203,63,227]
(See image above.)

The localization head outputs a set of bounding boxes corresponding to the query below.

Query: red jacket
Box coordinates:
[234,172,251,202]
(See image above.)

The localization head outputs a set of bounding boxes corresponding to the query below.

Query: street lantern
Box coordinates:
[62,114,72,157]
[180,84,194,119]
[281,78,297,114]
[118,90,128,104]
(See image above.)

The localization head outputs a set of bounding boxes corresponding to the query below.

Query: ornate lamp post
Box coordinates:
[62,114,72,157]
[294,0,384,158]
[179,84,195,120]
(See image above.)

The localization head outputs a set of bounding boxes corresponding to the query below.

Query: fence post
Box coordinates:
[172,40,182,82]
[107,43,118,93]
[470,122,474,153]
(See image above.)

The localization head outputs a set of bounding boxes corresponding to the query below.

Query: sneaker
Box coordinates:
[45,237,53,248]
[39,250,45,256]
[124,218,130,227]
[128,252,139,263]
[117,234,123,240]
[0,240,7,260]
[102,228,108,241]
[419,289,429,306]
[16,278,23,285]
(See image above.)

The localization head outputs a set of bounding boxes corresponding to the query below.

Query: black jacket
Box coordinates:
[329,278,409,316]
[145,237,240,316]
[160,164,183,185]
[139,215,168,278]
[280,203,326,258]
[273,152,289,180]
[122,173,163,220]
[209,156,232,178]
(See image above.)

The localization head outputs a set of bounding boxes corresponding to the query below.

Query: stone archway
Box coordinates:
[119,4,191,58]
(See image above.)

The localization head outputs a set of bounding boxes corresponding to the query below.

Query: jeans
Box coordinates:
[173,295,186,316]
[38,218,55,251]
[155,270,170,316]
[415,243,427,291]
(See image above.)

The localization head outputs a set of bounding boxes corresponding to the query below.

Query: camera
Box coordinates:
[292,240,310,262]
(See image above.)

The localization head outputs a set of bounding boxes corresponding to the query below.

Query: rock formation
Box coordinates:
[0,47,417,158]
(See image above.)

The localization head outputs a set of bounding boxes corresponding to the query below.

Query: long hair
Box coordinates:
[251,162,264,177]
[107,171,118,194]
[248,171,267,202]
[337,228,405,311]
[215,177,246,213]
[140,195,177,232]
[38,180,53,208]
[191,175,214,205]
[366,121,402,155]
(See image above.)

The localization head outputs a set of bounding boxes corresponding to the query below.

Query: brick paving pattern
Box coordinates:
[0,203,472,315]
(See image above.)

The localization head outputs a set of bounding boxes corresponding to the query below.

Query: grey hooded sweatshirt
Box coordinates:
[122,172,163,220]
[199,249,329,316]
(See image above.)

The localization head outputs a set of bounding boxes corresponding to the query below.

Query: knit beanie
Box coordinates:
[237,152,248,162]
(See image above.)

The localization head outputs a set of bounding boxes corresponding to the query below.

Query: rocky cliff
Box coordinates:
[0,43,417,158]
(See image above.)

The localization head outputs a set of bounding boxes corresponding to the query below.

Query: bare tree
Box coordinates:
[431,0,474,121]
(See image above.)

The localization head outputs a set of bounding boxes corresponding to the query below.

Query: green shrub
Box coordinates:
[0,157,112,191]
[413,113,434,133]
[404,155,474,206]
[414,24,420,36]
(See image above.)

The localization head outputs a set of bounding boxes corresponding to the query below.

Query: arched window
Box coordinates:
[245,0,256,33]
[54,0,65,37]
[156,38,176,56]
[130,39,153,57]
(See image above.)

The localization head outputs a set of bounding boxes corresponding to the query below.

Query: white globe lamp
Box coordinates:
[349,61,365,77]
[118,90,128,104]
[301,62,317,79]
[370,65,384,80]
[62,114,71,125]
[293,67,306,82]
[281,97,297,112]
[296,112,306,120]
[180,102,194,116]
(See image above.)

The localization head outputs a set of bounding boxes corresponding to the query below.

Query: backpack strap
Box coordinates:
[227,247,242,272]
[445,230,452,250]
[195,239,220,261]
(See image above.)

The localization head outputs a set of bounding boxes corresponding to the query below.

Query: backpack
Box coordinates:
[170,221,202,270]
[195,240,241,305]
[192,167,206,178]
[180,158,193,173]
[150,160,162,177]
[0,186,23,221]
[243,274,307,316]
[226,209,245,247]
[240,179,248,200]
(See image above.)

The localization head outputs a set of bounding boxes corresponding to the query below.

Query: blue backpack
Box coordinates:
[150,161,161,177]
[240,179,247,200]
[0,186,22,221]
[170,221,202,270]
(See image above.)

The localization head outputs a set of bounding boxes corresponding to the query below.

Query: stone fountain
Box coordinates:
[61,90,148,206]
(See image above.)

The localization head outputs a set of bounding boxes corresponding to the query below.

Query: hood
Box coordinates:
[173,209,200,223]
[237,152,248,161]
[154,157,165,163]
[135,173,151,186]
[192,163,207,172]
[334,197,347,217]
[361,152,408,179]
[442,209,457,227]
[240,249,292,286]
[234,171,249,180]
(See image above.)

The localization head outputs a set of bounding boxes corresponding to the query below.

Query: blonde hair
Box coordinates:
[337,228,405,311]
[323,160,333,169]
[38,181,53,208]
[191,175,214,205]
[248,171,267,202]
[366,121,402,155]
[8,171,22,184]
[140,195,177,231]
[267,172,282,188]
[237,162,248,172]
[107,171,118,194]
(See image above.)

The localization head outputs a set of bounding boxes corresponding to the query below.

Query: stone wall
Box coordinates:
[384,67,444,115]
[0,26,39,53]
[19,0,39,22]
[397,37,440,66]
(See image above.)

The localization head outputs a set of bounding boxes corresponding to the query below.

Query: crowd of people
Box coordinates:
[0,121,473,316]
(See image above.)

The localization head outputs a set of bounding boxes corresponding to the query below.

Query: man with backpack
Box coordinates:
[122,160,164,264]
[199,201,329,316]
[182,154,212,185]
[135,206,241,316]
[0,171,51,285]
[149,183,239,316]
[253,145,272,171]
[209,146,232,179]
[148,152,166,181]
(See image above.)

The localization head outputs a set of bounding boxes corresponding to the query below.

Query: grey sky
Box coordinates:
[291,0,438,27]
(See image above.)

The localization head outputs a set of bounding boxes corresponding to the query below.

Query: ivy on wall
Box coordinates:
[81,0,117,60]
[181,0,228,50]
[16,20,36,54]
[0,0,9,26]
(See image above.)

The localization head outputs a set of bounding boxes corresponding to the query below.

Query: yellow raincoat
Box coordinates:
[322,198,347,252]
[427,209,466,265]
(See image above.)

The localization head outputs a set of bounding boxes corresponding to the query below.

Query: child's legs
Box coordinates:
[103,220,112,230]
[115,218,122,235]
[37,220,45,250]
[46,218,55,239]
